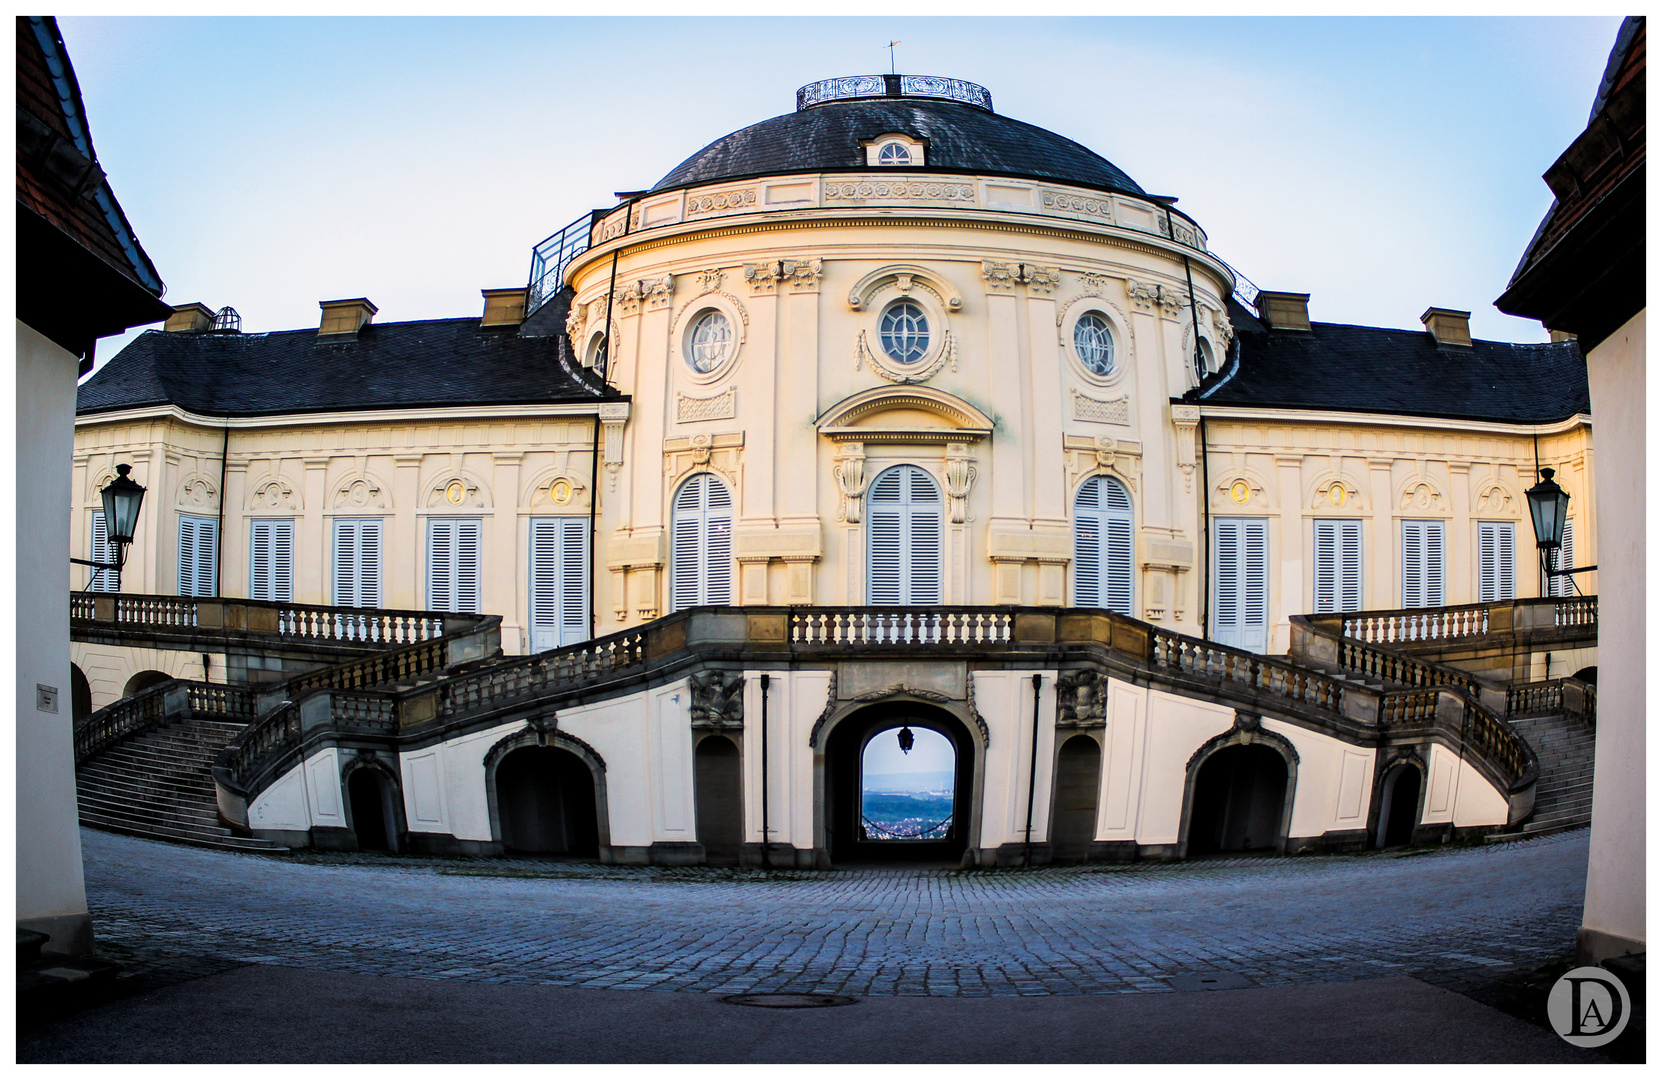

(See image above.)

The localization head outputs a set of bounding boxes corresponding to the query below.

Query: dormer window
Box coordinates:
[863,133,925,167]
[878,142,911,166]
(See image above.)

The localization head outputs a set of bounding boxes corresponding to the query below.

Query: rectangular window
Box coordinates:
[332,519,383,608]
[178,514,219,597]
[1477,521,1516,603]
[249,519,295,602]
[1548,518,1576,597]
[1401,520,1446,608]
[529,517,589,652]
[427,518,482,614]
[1313,519,1363,613]
[1213,517,1269,652]
[88,509,119,593]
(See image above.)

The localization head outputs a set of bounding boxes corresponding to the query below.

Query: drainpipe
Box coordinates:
[587,413,600,643]
[759,672,771,870]
[1199,413,1210,640]
[1024,672,1042,868]
[1182,254,1205,385]
[215,421,229,598]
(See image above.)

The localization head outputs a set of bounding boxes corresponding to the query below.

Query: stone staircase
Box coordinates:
[76,718,287,854]
[1507,712,1597,836]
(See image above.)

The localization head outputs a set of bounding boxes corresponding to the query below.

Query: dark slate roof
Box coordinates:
[652,98,1145,198]
[77,317,610,417]
[1192,299,1589,424]
[17,16,163,296]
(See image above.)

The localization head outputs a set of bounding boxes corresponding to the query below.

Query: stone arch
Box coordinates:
[70,664,92,725]
[482,722,611,857]
[339,752,406,853]
[123,670,173,698]
[1306,471,1367,513]
[817,698,984,867]
[1396,476,1449,515]
[245,474,300,511]
[1370,750,1427,849]
[1211,469,1274,512]
[175,472,220,511]
[1049,733,1103,862]
[693,733,743,866]
[333,471,391,511]
[524,465,591,513]
[424,471,491,509]
[1177,715,1300,858]
[846,264,963,312]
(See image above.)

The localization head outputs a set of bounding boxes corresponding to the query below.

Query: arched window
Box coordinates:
[1073,476,1133,615]
[867,465,942,606]
[670,473,732,611]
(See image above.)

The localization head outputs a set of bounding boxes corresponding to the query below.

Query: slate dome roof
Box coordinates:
[651,76,1146,198]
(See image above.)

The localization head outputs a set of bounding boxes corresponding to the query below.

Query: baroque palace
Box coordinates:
[70,74,1597,868]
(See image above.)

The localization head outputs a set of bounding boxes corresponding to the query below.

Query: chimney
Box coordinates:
[1256,291,1311,331]
[318,298,377,341]
[164,303,216,333]
[1420,307,1472,348]
[1549,329,1577,343]
[480,287,528,328]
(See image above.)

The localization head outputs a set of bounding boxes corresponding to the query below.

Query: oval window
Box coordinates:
[685,310,733,374]
[1073,312,1115,376]
[879,301,930,365]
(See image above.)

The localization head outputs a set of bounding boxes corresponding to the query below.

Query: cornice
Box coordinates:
[568,208,1234,297]
[74,400,616,432]
[1195,405,1592,438]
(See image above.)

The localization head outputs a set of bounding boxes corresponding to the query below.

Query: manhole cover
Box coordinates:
[721,993,859,1009]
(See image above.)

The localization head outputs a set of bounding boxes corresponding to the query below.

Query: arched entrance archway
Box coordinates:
[694,735,743,865]
[70,664,92,724]
[494,746,599,856]
[123,670,171,698]
[346,767,401,852]
[1186,743,1288,856]
[1375,762,1422,848]
[824,702,975,866]
[1050,735,1102,862]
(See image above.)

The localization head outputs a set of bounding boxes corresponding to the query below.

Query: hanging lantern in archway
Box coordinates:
[897,726,914,754]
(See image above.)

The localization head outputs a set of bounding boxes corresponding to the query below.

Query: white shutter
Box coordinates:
[178,515,218,597]
[670,475,733,611]
[1478,521,1515,603]
[1402,520,1445,608]
[1549,519,1575,597]
[427,519,453,611]
[250,519,293,602]
[530,517,590,651]
[1314,520,1362,614]
[1214,518,1268,652]
[89,510,119,592]
[867,465,941,606]
[428,518,483,614]
[1073,475,1135,617]
[1072,480,1101,606]
[333,519,382,608]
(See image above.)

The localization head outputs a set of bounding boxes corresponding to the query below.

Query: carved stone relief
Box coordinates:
[249,477,297,510]
[1071,389,1131,426]
[426,475,486,509]
[1056,670,1106,727]
[833,445,868,523]
[1399,480,1445,513]
[676,387,738,423]
[334,476,386,510]
[177,475,218,509]
[944,446,977,524]
[689,670,744,729]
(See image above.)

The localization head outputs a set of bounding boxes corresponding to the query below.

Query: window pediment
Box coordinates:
[817,387,993,445]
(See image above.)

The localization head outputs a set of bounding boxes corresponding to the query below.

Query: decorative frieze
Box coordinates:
[824,179,975,201]
[982,261,1015,291]
[742,262,780,293]
[782,257,823,291]
[334,476,385,510]
[1071,389,1130,426]
[1026,265,1061,293]
[639,276,674,311]
[686,188,757,216]
[676,387,737,423]
[693,268,725,295]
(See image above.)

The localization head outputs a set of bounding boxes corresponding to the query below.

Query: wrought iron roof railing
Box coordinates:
[795,74,993,112]
[527,209,602,315]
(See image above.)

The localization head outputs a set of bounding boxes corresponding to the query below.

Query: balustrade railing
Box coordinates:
[1379,689,1440,726]
[1464,697,1530,782]
[1151,629,1344,714]
[1506,677,1596,723]
[187,683,256,717]
[71,591,462,648]
[220,701,302,791]
[790,608,1013,646]
[1555,596,1598,628]
[439,630,647,719]
[332,691,398,735]
[283,638,450,698]
[74,681,172,764]
[1341,603,1492,644]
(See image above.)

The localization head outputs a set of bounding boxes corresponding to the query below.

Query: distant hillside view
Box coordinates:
[861,726,956,840]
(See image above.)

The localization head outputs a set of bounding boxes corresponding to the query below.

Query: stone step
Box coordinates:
[78,817,287,854]
[77,800,226,834]
[77,767,217,797]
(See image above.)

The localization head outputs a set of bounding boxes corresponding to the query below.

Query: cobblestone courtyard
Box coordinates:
[81,827,1589,999]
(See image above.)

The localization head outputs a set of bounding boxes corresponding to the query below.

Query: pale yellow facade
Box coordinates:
[72,153,1596,661]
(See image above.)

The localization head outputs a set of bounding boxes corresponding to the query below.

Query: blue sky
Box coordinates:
[60,15,1621,365]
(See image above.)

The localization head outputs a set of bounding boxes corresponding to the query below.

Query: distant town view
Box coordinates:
[861,726,955,840]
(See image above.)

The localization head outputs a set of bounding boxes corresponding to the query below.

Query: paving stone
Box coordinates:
[78,826,1588,999]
